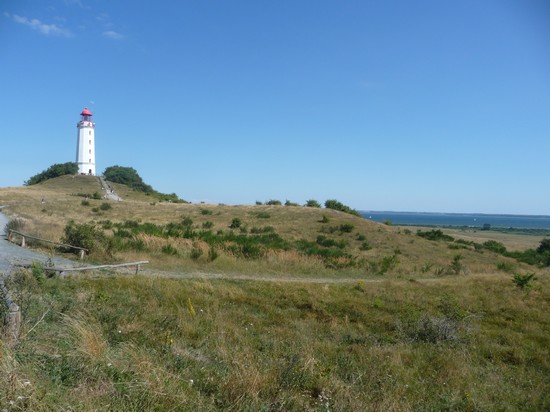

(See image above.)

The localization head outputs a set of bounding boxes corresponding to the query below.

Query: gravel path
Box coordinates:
[0,209,75,273]
[98,176,122,201]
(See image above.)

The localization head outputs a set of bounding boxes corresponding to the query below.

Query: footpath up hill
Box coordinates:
[0,175,535,278]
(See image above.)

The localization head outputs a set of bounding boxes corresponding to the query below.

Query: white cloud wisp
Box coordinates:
[11,14,72,37]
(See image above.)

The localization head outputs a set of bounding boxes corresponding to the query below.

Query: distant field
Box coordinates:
[405,225,546,251]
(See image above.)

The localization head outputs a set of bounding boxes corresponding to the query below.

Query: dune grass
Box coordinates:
[1,269,548,411]
[1,176,549,410]
[0,176,537,279]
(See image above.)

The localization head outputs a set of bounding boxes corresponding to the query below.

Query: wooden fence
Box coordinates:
[48,261,150,276]
[7,229,88,259]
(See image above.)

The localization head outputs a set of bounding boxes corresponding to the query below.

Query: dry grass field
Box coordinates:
[0,175,541,278]
[1,176,549,410]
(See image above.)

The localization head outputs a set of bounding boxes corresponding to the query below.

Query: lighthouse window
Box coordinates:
[89,140,91,144]
[89,131,91,135]
[89,150,91,154]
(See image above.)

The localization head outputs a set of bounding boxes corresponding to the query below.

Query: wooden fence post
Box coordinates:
[79,249,85,260]
[21,236,26,248]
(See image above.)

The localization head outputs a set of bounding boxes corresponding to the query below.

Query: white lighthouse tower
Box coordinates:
[76,107,96,175]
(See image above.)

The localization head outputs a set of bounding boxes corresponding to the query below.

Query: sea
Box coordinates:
[360,211,550,230]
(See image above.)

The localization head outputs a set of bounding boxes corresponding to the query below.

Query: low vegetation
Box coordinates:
[1,175,549,410]
[1,269,548,410]
[25,162,78,186]
[324,199,361,217]
[103,165,187,203]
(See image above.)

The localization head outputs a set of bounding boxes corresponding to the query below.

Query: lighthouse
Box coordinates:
[76,107,96,175]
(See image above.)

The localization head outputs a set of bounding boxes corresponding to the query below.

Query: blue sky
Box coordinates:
[1,0,549,214]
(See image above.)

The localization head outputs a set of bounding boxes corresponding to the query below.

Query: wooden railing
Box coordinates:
[7,229,88,259]
[47,261,149,276]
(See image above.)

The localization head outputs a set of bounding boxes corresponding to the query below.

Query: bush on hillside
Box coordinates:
[416,229,454,242]
[483,240,507,254]
[25,162,78,185]
[305,199,321,208]
[61,221,106,254]
[324,199,361,217]
[103,165,187,203]
[103,166,154,193]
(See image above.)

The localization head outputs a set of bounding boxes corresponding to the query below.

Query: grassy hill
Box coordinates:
[1,176,549,410]
[0,175,541,278]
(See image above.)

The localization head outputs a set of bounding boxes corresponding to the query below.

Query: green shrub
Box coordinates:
[61,221,106,254]
[319,214,330,224]
[202,221,214,229]
[190,243,203,260]
[496,261,515,273]
[339,223,354,233]
[316,235,346,249]
[81,200,90,206]
[161,244,178,255]
[182,217,193,228]
[265,199,282,206]
[92,192,102,200]
[229,218,242,229]
[380,254,398,274]
[100,220,113,230]
[31,261,45,283]
[359,241,371,251]
[285,200,299,206]
[416,229,454,242]
[305,199,321,208]
[324,199,361,217]
[255,211,271,219]
[200,208,213,215]
[100,202,112,211]
[356,234,366,241]
[483,240,507,254]
[512,273,536,289]
[449,254,464,274]
[25,162,78,185]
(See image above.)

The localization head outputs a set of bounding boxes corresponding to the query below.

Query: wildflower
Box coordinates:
[187,298,196,317]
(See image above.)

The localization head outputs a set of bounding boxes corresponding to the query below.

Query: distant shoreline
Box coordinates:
[360,211,550,231]
[361,211,550,218]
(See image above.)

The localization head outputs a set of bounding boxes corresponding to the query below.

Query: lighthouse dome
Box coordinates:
[80,107,93,116]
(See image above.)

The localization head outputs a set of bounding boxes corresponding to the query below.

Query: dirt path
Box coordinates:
[0,210,76,274]
[98,176,122,201]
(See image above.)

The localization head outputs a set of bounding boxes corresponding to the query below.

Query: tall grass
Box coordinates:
[2,269,549,410]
